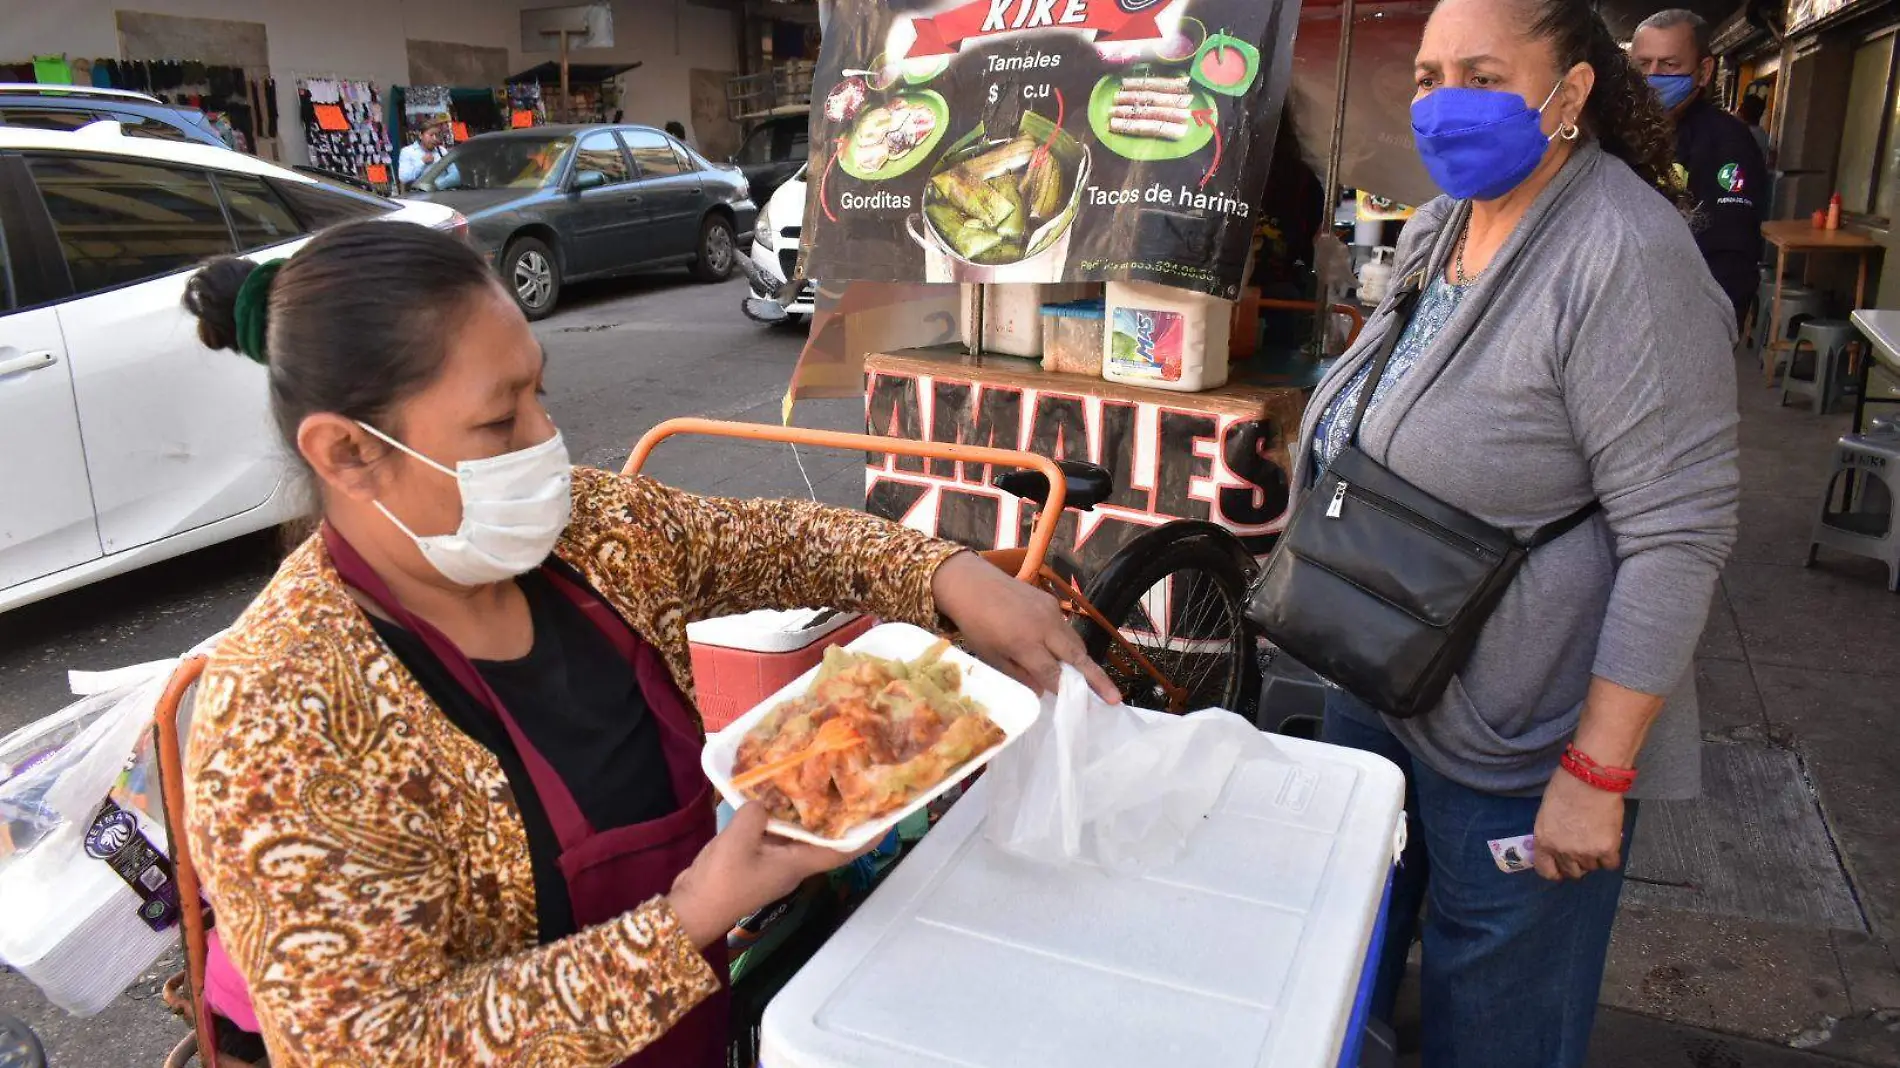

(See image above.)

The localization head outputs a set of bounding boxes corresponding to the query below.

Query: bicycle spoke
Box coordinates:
[1101,566,1245,711]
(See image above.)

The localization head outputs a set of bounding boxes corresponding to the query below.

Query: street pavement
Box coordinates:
[2,273,1896,1066]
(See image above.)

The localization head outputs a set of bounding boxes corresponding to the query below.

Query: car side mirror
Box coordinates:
[573,170,608,192]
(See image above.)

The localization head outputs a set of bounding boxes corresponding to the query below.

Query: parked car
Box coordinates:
[747,164,814,323]
[0,83,226,147]
[732,111,809,209]
[406,124,757,319]
[0,122,462,614]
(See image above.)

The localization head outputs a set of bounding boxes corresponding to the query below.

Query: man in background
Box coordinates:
[1738,94,1773,165]
[397,119,450,188]
[1632,9,1769,331]
[665,120,691,146]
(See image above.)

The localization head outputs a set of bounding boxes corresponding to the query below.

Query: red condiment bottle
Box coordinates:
[1827,192,1842,230]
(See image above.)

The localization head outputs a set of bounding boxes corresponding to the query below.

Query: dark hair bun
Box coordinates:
[181,256,260,355]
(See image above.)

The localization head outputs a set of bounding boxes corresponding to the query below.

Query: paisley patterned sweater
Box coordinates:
[186,467,964,1066]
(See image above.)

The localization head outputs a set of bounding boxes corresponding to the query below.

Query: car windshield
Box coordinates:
[736,123,791,166]
[415,137,573,191]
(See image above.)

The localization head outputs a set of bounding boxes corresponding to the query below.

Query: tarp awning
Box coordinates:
[507,61,642,86]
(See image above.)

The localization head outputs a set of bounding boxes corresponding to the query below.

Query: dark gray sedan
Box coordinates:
[408,123,756,319]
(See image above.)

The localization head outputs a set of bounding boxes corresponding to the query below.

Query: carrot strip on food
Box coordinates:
[729,718,865,791]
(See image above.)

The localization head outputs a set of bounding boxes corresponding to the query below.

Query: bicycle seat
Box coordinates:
[994,460,1113,511]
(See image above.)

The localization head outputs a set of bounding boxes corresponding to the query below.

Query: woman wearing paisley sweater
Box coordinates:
[180,222,1113,1067]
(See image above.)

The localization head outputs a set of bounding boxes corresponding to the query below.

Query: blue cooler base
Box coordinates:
[1337,871,1395,1068]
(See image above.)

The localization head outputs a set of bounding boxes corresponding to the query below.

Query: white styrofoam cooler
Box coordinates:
[761,734,1405,1068]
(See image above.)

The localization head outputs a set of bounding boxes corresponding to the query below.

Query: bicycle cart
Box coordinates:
[627,418,1262,715]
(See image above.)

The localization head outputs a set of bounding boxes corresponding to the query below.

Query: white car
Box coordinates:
[0,123,461,613]
[747,164,814,320]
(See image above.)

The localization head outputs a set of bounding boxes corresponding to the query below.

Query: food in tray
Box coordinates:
[922,110,1081,265]
[729,641,1006,839]
[846,94,940,175]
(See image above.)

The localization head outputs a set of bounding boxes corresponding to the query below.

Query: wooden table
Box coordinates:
[861,347,1311,583]
[1761,221,1885,385]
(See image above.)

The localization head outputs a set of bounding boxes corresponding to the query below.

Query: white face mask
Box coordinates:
[358,422,573,586]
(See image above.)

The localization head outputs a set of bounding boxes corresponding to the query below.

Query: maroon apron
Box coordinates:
[322,525,728,1068]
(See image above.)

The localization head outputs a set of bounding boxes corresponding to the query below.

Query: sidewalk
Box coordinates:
[1591,352,1900,1065]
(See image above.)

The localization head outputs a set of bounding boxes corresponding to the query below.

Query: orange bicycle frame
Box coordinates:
[624,418,1187,710]
[625,417,1067,582]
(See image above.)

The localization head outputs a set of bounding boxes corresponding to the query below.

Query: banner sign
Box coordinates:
[861,359,1305,583]
[801,0,1301,298]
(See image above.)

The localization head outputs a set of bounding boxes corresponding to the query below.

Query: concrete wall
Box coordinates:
[0,0,738,164]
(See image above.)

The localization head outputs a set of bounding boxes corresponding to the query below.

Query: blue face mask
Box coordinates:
[1411,83,1563,202]
[1647,72,1698,109]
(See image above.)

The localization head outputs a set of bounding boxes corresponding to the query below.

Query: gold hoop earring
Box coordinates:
[1559,121,1580,141]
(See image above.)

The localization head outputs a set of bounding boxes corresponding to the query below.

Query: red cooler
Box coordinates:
[686,610,875,732]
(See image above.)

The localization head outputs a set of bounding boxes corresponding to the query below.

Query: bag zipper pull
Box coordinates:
[1326,481,1348,519]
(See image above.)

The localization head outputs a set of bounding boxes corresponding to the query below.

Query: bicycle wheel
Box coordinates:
[1076,524,1256,712]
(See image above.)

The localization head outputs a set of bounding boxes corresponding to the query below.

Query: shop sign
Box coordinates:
[1786,0,1870,35]
[1710,10,1761,55]
[862,367,1294,582]
[803,0,1302,298]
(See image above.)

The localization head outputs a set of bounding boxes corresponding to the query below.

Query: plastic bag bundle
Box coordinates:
[984,665,1283,874]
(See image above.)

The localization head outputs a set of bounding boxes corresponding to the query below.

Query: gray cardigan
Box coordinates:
[1296,144,1740,799]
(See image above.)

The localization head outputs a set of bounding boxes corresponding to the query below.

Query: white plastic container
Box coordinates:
[760,732,1406,1068]
[969,283,1101,357]
[1103,280,1232,391]
[1357,246,1396,306]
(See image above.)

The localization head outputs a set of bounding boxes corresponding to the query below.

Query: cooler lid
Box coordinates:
[685,609,862,653]
[760,733,1405,1068]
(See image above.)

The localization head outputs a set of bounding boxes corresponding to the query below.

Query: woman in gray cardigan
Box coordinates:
[1304,0,1740,1064]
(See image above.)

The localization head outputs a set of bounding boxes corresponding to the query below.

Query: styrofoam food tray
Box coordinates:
[701,622,1038,851]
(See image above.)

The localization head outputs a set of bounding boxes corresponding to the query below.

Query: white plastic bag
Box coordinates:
[984,665,1284,874]
[0,641,214,1016]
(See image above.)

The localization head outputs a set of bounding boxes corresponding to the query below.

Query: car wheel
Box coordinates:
[691,215,737,283]
[504,237,561,320]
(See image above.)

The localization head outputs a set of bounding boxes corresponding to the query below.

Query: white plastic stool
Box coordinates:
[1808,432,1900,592]
[1780,320,1860,414]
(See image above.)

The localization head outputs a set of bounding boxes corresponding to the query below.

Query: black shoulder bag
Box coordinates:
[1246,278,1600,719]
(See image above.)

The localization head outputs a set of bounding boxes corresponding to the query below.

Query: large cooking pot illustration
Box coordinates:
[906,110,1092,283]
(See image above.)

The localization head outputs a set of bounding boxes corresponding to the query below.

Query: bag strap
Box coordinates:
[1526,499,1602,548]
[1345,273,1426,446]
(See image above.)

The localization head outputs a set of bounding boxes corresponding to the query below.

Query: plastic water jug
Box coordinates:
[1102,281,1231,392]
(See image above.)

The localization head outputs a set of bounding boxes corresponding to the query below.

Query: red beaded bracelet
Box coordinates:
[1560,744,1637,794]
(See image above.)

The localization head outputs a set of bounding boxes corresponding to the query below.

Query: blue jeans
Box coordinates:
[1322,690,1637,1068]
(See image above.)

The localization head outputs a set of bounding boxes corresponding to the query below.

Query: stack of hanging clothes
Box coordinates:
[3,57,283,151]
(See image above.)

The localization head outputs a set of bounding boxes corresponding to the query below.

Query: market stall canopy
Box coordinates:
[1287,2,1437,210]
[507,61,641,86]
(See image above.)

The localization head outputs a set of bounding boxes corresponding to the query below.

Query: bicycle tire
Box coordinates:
[1075,524,1257,713]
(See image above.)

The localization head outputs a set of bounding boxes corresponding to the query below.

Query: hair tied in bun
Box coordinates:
[233,259,286,366]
